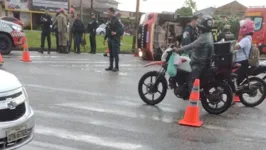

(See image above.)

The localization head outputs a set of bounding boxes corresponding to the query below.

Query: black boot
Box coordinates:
[38,48,44,54]
[105,67,113,71]
[48,48,50,54]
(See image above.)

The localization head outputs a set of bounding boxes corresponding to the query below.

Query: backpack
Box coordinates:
[243,37,260,66]
[117,20,124,36]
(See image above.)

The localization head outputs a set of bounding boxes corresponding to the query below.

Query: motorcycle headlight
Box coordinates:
[11,25,22,32]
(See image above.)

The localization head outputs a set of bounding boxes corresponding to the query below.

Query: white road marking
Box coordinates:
[57,102,173,123]
[35,126,142,150]
[20,141,81,150]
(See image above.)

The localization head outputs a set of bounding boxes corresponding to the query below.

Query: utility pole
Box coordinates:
[80,0,83,21]
[91,0,94,17]
[132,0,140,50]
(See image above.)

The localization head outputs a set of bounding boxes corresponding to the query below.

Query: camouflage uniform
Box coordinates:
[68,14,76,51]
[54,13,68,53]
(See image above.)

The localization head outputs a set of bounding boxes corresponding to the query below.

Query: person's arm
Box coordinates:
[234,37,249,50]
[52,16,58,27]
[176,35,205,54]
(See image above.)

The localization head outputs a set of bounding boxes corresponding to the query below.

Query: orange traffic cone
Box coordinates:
[21,39,31,62]
[0,53,3,65]
[179,79,203,127]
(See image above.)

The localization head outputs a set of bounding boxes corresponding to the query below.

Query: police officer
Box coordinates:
[39,8,52,54]
[53,8,68,53]
[88,13,99,54]
[175,15,214,99]
[217,24,235,41]
[211,20,220,42]
[181,15,198,47]
[104,8,123,72]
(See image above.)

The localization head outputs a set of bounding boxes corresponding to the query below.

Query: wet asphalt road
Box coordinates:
[2,52,266,150]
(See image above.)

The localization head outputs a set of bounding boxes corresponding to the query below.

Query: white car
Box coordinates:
[0,70,34,149]
[96,24,106,35]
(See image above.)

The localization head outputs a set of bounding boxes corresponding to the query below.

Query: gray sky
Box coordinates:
[117,0,266,12]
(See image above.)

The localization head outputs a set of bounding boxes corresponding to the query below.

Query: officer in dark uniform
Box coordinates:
[88,13,99,54]
[39,8,52,54]
[181,15,198,47]
[104,7,123,72]
[211,20,220,43]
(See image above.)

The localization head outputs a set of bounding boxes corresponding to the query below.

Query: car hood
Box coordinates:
[0,70,22,92]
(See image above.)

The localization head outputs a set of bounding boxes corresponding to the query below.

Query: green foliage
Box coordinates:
[213,15,240,38]
[176,7,193,16]
[184,0,197,12]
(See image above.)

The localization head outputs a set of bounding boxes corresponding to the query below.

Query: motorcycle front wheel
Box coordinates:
[239,77,266,107]
[201,82,233,115]
[138,71,168,105]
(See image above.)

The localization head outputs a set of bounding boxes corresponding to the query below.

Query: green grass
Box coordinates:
[24,30,133,53]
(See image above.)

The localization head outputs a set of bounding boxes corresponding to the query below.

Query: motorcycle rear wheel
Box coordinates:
[201,82,233,115]
[239,77,266,107]
[138,71,168,105]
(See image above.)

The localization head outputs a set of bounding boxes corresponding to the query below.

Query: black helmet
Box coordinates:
[196,15,213,32]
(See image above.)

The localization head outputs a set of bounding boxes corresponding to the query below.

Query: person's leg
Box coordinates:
[187,66,203,98]
[112,39,120,71]
[55,30,59,52]
[63,32,68,53]
[92,35,96,53]
[89,35,93,53]
[106,39,114,70]
[74,34,78,53]
[235,60,249,84]
[69,32,73,52]
[58,32,62,53]
[47,33,51,54]
[39,33,45,53]
[77,33,82,53]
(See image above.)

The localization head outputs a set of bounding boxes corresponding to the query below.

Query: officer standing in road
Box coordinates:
[104,8,123,72]
[88,13,99,54]
[181,15,198,46]
[53,8,68,53]
[39,8,52,54]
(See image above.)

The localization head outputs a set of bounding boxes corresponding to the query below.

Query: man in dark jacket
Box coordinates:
[104,8,123,72]
[72,14,85,54]
[175,15,214,99]
[88,13,99,54]
[39,8,52,54]
[181,15,198,47]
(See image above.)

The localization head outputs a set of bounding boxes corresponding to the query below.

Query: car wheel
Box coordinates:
[0,34,12,55]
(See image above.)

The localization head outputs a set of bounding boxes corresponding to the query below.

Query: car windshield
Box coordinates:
[245,16,263,31]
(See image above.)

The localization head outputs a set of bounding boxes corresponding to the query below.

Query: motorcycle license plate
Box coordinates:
[6,125,28,143]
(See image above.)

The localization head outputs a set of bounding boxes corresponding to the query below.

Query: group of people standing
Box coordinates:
[38,7,99,54]
[39,7,124,72]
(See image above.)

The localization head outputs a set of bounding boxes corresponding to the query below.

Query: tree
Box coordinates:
[176,7,193,16]
[184,0,197,12]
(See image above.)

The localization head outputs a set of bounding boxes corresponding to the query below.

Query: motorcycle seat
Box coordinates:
[232,63,241,69]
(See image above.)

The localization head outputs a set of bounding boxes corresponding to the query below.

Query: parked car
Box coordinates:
[96,23,106,35]
[0,17,24,27]
[0,20,25,55]
[0,69,35,149]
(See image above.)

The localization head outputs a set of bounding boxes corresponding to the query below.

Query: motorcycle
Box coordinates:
[138,43,266,114]
[138,46,234,115]
[231,60,266,107]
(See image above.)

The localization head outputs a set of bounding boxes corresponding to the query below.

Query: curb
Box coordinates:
[12,48,133,54]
